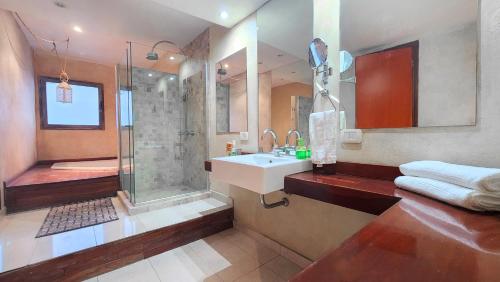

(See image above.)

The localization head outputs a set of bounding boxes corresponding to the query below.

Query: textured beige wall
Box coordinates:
[209,0,376,261]
[34,51,118,160]
[0,10,37,208]
[271,83,313,146]
[337,0,500,169]
[229,186,374,260]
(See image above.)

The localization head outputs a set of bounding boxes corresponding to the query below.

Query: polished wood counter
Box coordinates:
[285,171,500,282]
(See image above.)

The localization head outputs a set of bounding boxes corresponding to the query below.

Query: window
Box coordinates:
[39,77,104,129]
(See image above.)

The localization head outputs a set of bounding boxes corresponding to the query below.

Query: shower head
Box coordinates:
[146,40,183,61]
[146,51,159,61]
[217,68,227,76]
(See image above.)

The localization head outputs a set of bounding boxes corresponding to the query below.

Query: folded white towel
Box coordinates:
[395,176,500,212]
[400,161,500,194]
[309,110,337,165]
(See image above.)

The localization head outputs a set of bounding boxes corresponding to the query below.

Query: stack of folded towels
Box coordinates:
[395,160,500,212]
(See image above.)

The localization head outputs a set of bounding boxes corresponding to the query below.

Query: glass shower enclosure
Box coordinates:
[117,41,208,205]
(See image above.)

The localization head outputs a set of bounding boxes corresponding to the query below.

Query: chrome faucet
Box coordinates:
[285,129,302,147]
[262,128,278,149]
[261,128,284,156]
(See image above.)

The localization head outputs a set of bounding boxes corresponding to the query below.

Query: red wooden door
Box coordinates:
[355,45,416,129]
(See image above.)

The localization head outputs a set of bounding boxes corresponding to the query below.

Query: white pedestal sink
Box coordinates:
[211,154,312,194]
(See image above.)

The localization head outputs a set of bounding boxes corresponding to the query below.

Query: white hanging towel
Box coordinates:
[309,110,337,165]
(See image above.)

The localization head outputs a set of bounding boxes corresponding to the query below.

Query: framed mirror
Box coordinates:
[216,48,248,134]
[340,0,478,129]
[257,0,314,151]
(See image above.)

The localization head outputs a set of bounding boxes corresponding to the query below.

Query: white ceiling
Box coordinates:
[152,0,269,28]
[341,0,478,53]
[0,0,266,66]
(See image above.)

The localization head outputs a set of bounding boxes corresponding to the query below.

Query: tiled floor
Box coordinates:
[86,228,304,282]
[0,197,230,274]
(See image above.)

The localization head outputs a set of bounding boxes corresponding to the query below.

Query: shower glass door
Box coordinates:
[117,41,208,205]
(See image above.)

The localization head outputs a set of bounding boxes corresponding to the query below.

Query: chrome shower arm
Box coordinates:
[150,40,176,52]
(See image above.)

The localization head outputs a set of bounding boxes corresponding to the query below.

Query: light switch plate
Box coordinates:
[240,132,249,141]
[341,129,363,144]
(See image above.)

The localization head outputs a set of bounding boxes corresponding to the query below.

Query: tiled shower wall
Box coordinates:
[132,67,183,202]
[126,29,209,203]
[216,82,230,133]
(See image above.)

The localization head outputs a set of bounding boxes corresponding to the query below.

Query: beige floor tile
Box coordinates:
[263,256,302,281]
[98,260,160,282]
[0,209,48,242]
[235,267,284,282]
[204,274,223,282]
[215,255,260,282]
[30,226,97,264]
[226,232,279,265]
[216,228,240,238]
[202,232,226,245]
[148,247,206,282]
[207,238,249,264]
[0,236,36,272]
[183,240,232,275]
[94,215,148,245]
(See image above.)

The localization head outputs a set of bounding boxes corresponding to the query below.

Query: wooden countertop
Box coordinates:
[285,171,500,282]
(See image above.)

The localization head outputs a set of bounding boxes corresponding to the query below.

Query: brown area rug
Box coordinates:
[36,198,119,238]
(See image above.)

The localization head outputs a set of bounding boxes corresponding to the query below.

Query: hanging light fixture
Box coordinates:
[14,13,73,103]
[57,70,72,103]
[54,39,72,103]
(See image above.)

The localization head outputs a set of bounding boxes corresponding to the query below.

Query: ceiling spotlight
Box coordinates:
[220,11,229,19]
[73,26,83,33]
[148,73,153,77]
[169,56,175,60]
[169,77,175,81]
[224,64,229,68]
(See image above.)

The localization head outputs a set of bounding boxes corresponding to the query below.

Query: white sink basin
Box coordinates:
[211,154,312,194]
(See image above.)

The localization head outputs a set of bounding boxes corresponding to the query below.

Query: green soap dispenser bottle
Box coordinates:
[296,138,307,160]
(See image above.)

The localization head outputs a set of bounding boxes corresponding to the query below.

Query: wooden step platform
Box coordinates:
[4,165,119,214]
[0,207,234,281]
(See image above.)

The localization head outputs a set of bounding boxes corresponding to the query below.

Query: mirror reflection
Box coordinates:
[340,0,478,129]
[216,48,248,134]
[257,0,314,152]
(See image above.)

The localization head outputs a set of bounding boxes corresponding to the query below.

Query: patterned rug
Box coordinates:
[36,198,119,238]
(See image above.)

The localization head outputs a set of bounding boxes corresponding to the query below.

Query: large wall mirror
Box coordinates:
[216,48,248,134]
[257,0,314,151]
[340,0,478,129]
